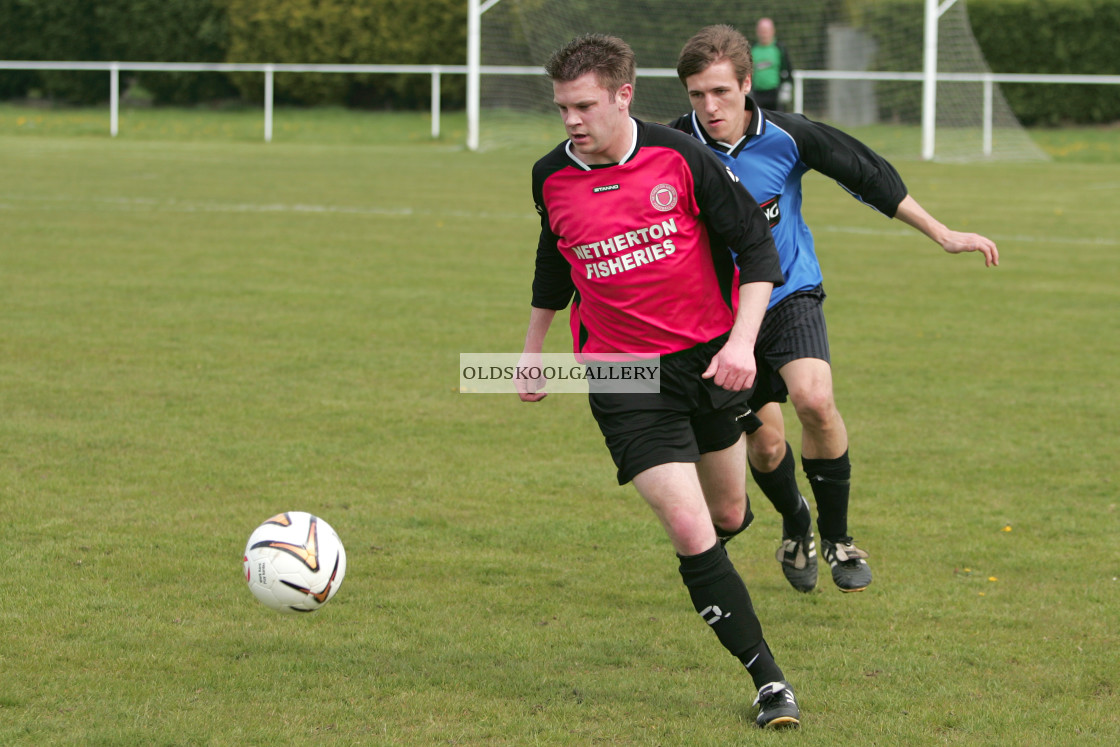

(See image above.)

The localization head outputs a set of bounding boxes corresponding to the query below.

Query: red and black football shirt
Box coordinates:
[531,118,784,358]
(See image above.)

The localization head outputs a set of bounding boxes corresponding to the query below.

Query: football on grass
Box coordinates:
[243,511,347,613]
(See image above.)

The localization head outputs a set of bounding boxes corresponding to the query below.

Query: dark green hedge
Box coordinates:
[98,0,235,105]
[969,0,1120,125]
[0,0,465,107]
[223,0,466,107]
[852,0,1120,126]
[0,0,105,102]
[0,0,233,103]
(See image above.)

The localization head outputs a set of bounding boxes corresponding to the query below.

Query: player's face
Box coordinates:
[685,59,751,144]
[757,19,775,45]
[553,72,634,165]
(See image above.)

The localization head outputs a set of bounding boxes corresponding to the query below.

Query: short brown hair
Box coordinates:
[545,34,636,98]
[676,25,752,86]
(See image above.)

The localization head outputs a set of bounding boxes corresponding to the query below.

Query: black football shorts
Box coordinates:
[589,334,763,485]
[750,285,832,410]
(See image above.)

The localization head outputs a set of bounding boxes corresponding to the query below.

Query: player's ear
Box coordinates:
[742,77,752,96]
[615,83,633,109]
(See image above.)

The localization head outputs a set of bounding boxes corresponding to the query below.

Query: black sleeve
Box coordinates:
[530,160,575,310]
[778,42,794,81]
[769,111,908,217]
[651,126,783,288]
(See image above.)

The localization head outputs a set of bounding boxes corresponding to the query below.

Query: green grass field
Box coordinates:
[1,109,1118,745]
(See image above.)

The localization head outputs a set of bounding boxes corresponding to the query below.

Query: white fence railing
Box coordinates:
[3,61,1119,152]
[0,60,473,141]
[792,70,1120,157]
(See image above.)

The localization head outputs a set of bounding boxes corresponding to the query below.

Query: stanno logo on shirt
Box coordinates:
[650,183,678,212]
[593,184,620,193]
[759,196,781,227]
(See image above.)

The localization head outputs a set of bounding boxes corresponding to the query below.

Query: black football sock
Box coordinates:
[750,441,811,538]
[740,639,786,690]
[678,542,784,687]
[802,450,851,542]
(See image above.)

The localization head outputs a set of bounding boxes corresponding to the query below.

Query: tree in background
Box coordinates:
[0,0,465,108]
[98,0,235,105]
[225,0,465,108]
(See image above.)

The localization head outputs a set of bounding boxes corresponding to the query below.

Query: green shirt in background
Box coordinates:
[752,43,783,91]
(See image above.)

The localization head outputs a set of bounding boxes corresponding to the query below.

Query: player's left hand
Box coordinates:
[702,338,757,391]
[941,231,999,267]
[515,352,549,402]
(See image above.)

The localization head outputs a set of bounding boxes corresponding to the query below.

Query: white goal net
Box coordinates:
[477,0,1047,162]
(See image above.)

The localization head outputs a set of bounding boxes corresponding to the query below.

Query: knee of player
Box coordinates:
[792,390,840,429]
[747,427,786,469]
[709,501,747,533]
[664,506,719,550]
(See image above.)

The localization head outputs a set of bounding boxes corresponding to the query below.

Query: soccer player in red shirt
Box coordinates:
[516,34,799,729]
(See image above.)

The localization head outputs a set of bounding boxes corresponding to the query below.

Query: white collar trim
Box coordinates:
[565,118,638,170]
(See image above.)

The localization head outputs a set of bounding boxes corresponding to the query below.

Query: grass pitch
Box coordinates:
[1,110,1118,745]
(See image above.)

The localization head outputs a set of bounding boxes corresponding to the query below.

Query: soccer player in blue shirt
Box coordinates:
[670,25,999,593]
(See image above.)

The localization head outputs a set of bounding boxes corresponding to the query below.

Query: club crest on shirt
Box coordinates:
[650,183,678,212]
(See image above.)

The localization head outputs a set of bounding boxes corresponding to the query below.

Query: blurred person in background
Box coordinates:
[750,17,794,111]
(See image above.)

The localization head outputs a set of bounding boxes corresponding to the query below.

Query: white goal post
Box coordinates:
[923,0,954,161]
